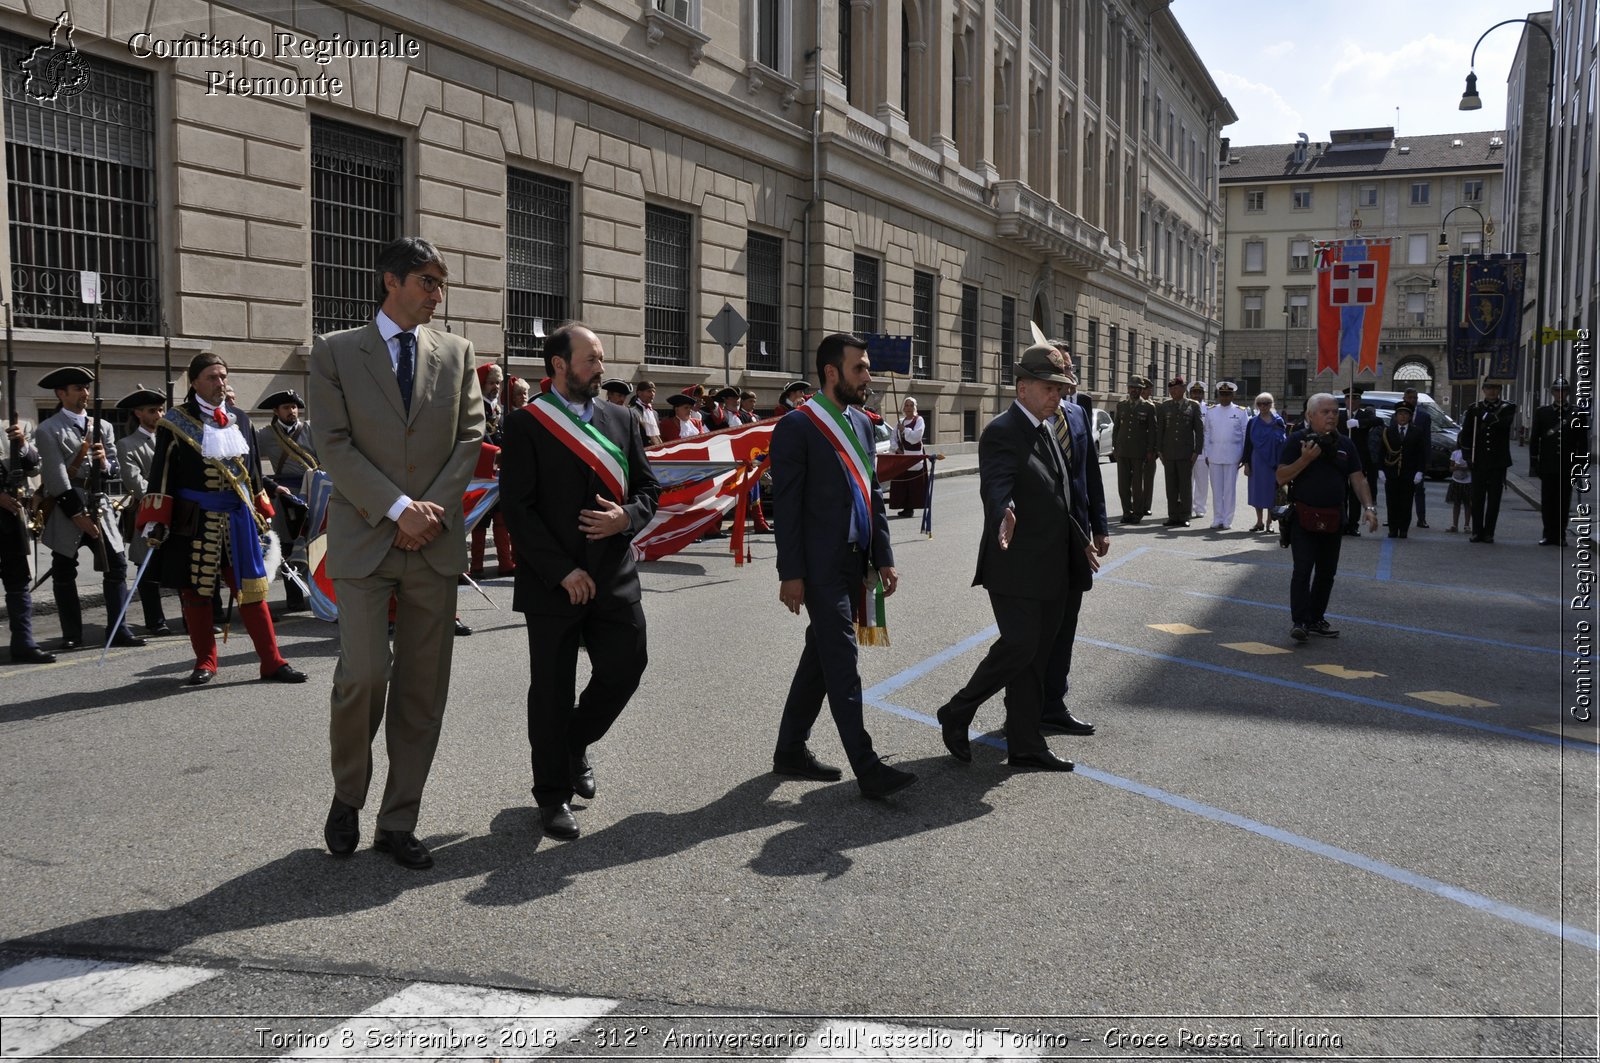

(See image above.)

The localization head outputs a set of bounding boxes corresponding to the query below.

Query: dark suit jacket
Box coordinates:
[1459,400,1518,470]
[974,402,1086,600]
[1374,422,1427,478]
[1060,399,1109,543]
[771,405,892,585]
[500,398,660,616]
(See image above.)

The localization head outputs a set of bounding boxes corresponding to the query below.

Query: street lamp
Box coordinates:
[1437,204,1494,251]
[1459,17,1555,391]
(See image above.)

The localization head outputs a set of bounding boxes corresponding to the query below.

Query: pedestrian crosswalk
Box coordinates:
[0,954,1046,1060]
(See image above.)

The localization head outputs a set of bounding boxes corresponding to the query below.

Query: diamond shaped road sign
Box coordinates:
[707,302,748,356]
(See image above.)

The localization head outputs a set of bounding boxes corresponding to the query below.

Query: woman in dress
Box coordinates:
[888,397,927,518]
[1241,391,1287,532]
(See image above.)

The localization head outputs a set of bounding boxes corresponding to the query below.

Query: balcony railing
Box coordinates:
[1382,326,1446,344]
[993,180,1108,273]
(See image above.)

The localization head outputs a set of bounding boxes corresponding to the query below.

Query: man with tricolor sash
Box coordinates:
[501,323,660,841]
[770,333,915,801]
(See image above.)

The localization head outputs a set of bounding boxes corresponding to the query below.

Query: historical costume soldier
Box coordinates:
[632,380,661,446]
[115,386,172,634]
[256,389,318,611]
[34,366,144,651]
[1375,402,1428,538]
[138,353,306,686]
[1,407,52,663]
[714,386,744,428]
[657,392,702,442]
[1112,375,1157,523]
[1156,376,1204,527]
[772,379,812,419]
[1530,377,1589,546]
[1458,380,1517,544]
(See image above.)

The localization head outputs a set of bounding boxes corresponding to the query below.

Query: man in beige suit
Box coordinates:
[310,236,484,870]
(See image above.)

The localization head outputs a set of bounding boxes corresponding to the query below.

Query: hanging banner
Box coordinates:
[1314,239,1391,377]
[1445,253,1527,382]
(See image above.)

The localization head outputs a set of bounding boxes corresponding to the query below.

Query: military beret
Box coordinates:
[1167,376,1186,388]
[258,389,306,410]
[116,386,165,410]
[601,378,634,396]
[39,366,94,389]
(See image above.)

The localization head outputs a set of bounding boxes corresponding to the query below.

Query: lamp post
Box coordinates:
[1437,204,1494,253]
[1460,17,1554,393]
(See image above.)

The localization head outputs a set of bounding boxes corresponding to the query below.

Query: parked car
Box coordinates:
[1092,408,1114,461]
[1357,391,1458,479]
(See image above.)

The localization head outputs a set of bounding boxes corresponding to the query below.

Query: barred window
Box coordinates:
[852,253,879,336]
[912,270,935,380]
[506,169,571,357]
[1108,324,1119,391]
[2,33,157,333]
[311,117,402,336]
[746,231,783,372]
[645,204,693,365]
[1000,295,1015,386]
[960,285,979,382]
[1086,319,1099,391]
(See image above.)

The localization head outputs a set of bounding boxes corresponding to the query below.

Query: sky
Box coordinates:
[1174,0,1546,146]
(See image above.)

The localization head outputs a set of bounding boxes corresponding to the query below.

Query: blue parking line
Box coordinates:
[866,697,1599,953]
[1096,578,1571,658]
[1376,536,1395,581]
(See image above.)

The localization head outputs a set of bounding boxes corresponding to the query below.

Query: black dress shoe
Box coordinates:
[374,828,434,869]
[857,760,917,799]
[324,798,359,856]
[453,619,473,637]
[772,745,843,781]
[1008,750,1075,772]
[1539,538,1558,546]
[934,705,971,762]
[60,637,82,651]
[146,621,172,636]
[1039,709,1096,736]
[571,750,597,799]
[1416,520,1429,528]
[9,645,56,664]
[264,663,308,683]
[539,804,580,840]
[187,667,216,685]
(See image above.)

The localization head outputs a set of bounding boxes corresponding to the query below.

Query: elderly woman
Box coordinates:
[1241,391,1288,532]
[888,397,928,517]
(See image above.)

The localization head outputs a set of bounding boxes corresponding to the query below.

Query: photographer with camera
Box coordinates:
[1277,393,1378,644]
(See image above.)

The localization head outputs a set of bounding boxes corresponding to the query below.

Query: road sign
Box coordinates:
[1540,328,1580,344]
[707,302,748,356]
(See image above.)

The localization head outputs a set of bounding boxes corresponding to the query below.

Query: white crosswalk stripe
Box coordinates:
[0,955,218,1057]
[284,981,618,1059]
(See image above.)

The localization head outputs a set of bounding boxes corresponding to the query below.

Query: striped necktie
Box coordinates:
[1052,410,1073,466]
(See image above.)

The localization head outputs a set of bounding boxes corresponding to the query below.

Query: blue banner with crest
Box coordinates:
[1445,253,1527,382]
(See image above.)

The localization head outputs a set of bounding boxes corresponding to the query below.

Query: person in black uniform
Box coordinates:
[1530,377,1590,546]
[1278,392,1379,642]
[1458,380,1517,544]
[1337,386,1380,536]
[1374,403,1427,537]
[1401,388,1432,527]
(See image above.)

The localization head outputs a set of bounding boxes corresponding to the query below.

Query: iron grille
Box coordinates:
[645,204,692,365]
[311,117,401,336]
[2,33,157,333]
[852,253,879,336]
[1086,319,1099,391]
[1000,296,1015,386]
[1108,325,1118,391]
[959,285,978,383]
[912,270,934,379]
[746,231,782,371]
[507,168,571,356]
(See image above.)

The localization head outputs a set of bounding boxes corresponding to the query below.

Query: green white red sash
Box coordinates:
[799,394,889,646]
[528,392,629,501]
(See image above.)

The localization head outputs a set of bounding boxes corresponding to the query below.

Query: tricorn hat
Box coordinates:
[1014,342,1073,385]
[781,380,812,399]
[39,366,94,389]
[258,389,306,411]
[601,378,634,396]
[714,386,740,402]
[666,393,697,407]
[116,385,165,410]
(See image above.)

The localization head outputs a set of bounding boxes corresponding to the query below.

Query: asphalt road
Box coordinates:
[2,464,1595,1061]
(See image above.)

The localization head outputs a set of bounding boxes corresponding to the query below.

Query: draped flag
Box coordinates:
[1445,253,1527,382]
[1315,239,1391,376]
[633,418,779,564]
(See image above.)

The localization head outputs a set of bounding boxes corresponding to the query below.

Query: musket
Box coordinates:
[85,328,113,569]
[4,302,31,512]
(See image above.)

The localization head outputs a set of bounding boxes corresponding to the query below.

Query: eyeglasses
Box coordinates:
[408,274,448,294]
[1257,401,1272,407]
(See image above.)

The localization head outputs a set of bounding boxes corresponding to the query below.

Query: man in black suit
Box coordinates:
[771,333,915,800]
[1400,388,1432,527]
[1530,377,1588,546]
[934,343,1089,773]
[500,323,661,840]
[1459,380,1517,544]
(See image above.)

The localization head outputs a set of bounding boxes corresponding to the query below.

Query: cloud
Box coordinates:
[1262,40,1294,60]
[1213,70,1303,143]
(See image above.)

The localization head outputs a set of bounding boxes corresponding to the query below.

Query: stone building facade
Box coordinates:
[1217,127,1505,416]
[0,0,1231,440]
